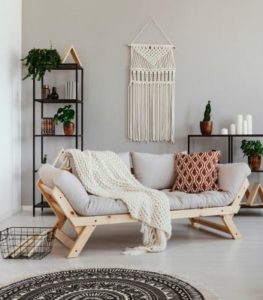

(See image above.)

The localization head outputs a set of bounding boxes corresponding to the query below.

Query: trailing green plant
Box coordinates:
[22,48,61,80]
[54,105,75,126]
[203,100,211,122]
[240,140,263,157]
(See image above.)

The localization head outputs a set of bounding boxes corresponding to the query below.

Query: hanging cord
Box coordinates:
[129,16,175,48]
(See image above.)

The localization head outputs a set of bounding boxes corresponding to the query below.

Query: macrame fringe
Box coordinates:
[123,223,167,255]
[128,44,176,143]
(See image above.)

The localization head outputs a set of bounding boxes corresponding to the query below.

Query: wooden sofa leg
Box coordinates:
[222,215,241,240]
[54,215,66,230]
[190,217,230,234]
[189,218,196,227]
[67,226,96,258]
[190,216,242,240]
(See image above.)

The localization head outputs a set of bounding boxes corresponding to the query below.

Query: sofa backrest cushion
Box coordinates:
[218,163,251,196]
[38,164,61,188]
[38,164,90,216]
[131,152,176,189]
[118,152,132,169]
[70,152,132,178]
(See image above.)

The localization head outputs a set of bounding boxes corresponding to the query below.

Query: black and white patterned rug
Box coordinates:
[0,268,217,299]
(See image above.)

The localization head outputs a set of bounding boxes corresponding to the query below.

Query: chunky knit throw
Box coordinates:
[66,149,171,253]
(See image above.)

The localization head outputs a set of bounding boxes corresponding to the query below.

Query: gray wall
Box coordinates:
[22,0,263,205]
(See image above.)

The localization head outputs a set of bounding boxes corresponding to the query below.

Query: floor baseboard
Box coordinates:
[0,207,21,222]
[22,205,32,211]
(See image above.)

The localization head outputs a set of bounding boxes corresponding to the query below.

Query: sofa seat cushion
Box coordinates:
[166,190,231,211]
[83,190,232,216]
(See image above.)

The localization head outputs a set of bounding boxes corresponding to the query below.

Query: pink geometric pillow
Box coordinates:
[172,151,221,193]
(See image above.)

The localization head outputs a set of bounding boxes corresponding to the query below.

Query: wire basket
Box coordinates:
[0,227,54,259]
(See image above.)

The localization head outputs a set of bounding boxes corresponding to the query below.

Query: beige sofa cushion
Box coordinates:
[70,152,132,177]
[131,152,176,189]
[118,152,132,169]
[84,190,232,216]
[38,162,250,217]
[38,164,91,216]
[70,162,250,216]
[218,163,250,196]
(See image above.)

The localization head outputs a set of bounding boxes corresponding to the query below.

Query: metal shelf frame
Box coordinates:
[33,63,84,216]
[188,134,263,208]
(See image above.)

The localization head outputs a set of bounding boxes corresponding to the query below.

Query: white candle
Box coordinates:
[246,114,252,135]
[243,120,248,134]
[237,114,243,134]
[221,128,228,135]
[230,123,236,135]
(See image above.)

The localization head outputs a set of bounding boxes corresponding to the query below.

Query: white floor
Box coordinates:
[0,210,262,300]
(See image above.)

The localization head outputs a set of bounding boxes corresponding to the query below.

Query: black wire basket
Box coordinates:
[0,227,54,259]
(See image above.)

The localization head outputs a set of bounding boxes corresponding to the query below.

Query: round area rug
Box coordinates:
[0,268,217,299]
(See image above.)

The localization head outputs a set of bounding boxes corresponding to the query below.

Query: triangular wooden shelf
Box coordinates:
[243,182,263,206]
[61,46,82,67]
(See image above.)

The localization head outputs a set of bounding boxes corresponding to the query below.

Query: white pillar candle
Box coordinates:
[237,114,243,134]
[246,114,252,135]
[230,123,236,135]
[221,128,228,135]
[243,120,248,134]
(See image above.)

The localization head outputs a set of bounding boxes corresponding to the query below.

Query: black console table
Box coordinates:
[188,134,263,208]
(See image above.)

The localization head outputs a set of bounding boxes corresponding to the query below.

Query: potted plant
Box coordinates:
[241,139,263,171]
[200,100,213,135]
[54,105,75,136]
[22,47,61,80]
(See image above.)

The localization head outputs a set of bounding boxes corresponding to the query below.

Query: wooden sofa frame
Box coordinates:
[37,177,249,258]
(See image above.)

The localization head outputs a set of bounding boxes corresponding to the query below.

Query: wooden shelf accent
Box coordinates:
[61,47,82,67]
[243,182,263,207]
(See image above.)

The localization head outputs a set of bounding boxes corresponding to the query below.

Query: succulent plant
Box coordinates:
[203,100,211,122]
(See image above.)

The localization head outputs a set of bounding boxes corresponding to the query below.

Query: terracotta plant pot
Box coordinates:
[200,121,213,136]
[248,155,261,171]
[63,122,75,136]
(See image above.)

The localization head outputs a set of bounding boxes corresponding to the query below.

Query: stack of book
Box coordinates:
[41,118,55,135]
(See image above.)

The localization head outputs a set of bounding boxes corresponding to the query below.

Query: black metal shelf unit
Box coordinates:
[188,134,263,168]
[33,63,84,216]
[188,134,263,208]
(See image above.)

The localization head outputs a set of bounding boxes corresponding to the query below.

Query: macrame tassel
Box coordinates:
[128,44,176,143]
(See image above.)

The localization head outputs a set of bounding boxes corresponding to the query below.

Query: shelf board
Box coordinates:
[34,201,50,208]
[52,63,83,70]
[188,134,263,137]
[251,170,263,173]
[35,99,81,104]
[34,134,82,137]
[188,134,229,137]
[241,204,263,208]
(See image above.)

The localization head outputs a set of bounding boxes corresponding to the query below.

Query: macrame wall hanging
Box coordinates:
[128,17,176,143]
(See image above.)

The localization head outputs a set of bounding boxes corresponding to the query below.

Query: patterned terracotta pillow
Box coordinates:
[172,151,221,193]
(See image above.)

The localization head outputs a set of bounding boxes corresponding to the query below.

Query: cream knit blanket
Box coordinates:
[66,149,171,253]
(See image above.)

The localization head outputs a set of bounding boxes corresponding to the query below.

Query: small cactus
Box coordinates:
[42,154,47,164]
[203,100,211,122]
